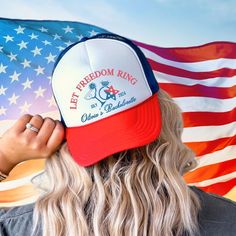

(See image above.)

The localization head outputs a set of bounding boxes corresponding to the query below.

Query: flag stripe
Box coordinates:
[155,72,236,88]
[160,83,236,99]
[195,145,236,168]
[185,156,236,183]
[182,121,236,142]
[189,171,236,188]
[185,135,236,156]
[182,109,236,127]
[197,178,236,196]
[136,41,236,62]
[142,48,236,72]
[174,96,236,112]
[150,60,236,80]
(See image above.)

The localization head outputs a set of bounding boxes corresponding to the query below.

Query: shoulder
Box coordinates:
[0,203,39,236]
[190,186,236,236]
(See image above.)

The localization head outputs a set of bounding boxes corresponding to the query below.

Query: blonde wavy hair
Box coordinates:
[32,89,201,236]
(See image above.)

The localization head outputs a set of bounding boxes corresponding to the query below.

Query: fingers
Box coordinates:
[11,114,32,134]
[37,118,56,142]
[24,115,44,138]
[47,121,65,150]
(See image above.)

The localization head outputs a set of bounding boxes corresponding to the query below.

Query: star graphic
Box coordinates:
[63,25,74,33]
[29,33,38,40]
[19,101,32,113]
[31,46,42,56]
[21,59,31,68]
[7,52,17,61]
[34,86,46,98]
[47,96,56,107]
[0,63,7,73]
[9,71,21,83]
[22,78,33,90]
[104,86,120,100]
[34,65,45,75]
[57,46,65,51]
[3,35,14,43]
[76,35,83,41]
[0,85,7,95]
[64,40,74,47]
[17,40,28,50]
[42,40,51,46]
[0,46,3,52]
[89,30,98,37]
[8,93,20,105]
[45,53,57,63]
[53,34,62,40]
[0,106,7,116]
[39,27,48,32]
[14,26,25,34]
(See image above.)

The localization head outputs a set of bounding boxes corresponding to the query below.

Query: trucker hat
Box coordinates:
[52,33,162,166]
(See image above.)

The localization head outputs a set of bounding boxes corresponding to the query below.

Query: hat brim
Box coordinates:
[66,93,161,166]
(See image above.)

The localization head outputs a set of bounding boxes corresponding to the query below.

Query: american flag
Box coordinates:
[0,18,235,205]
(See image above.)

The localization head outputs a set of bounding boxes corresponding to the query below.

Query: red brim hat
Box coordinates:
[52,33,162,166]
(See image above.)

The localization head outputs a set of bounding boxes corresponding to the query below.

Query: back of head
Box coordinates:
[32,89,201,236]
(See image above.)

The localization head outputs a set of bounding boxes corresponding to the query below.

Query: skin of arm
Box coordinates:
[0,114,65,175]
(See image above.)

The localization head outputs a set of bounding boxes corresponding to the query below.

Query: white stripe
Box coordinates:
[0,195,38,207]
[174,96,236,112]
[0,110,59,136]
[188,171,236,187]
[182,121,236,142]
[0,171,44,191]
[154,71,236,88]
[193,145,236,169]
[141,47,236,72]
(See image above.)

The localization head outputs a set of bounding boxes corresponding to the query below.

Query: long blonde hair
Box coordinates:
[32,89,201,236]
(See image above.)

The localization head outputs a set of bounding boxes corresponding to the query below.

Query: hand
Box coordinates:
[0,114,65,175]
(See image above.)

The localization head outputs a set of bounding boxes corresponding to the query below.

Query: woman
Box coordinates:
[0,34,236,236]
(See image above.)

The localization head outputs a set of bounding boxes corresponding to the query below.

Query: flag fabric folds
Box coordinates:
[0,18,235,206]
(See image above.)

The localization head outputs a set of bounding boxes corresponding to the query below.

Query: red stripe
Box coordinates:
[182,108,236,127]
[185,158,236,183]
[160,83,236,99]
[136,41,236,62]
[184,136,236,157]
[149,60,236,80]
[196,178,236,196]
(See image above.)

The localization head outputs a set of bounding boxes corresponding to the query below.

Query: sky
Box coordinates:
[0,0,236,47]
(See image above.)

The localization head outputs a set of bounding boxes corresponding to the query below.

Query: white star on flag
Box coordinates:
[0,106,7,116]
[45,53,57,63]
[9,71,21,83]
[29,33,38,40]
[0,85,7,95]
[53,34,62,40]
[19,101,32,113]
[17,41,28,50]
[89,30,98,36]
[14,26,25,34]
[42,40,51,45]
[63,25,74,33]
[8,93,20,105]
[34,66,45,75]
[31,46,42,56]
[64,40,74,47]
[39,27,48,32]
[7,52,17,61]
[22,78,33,90]
[0,63,7,73]
[21,59,31,68]
[3,35,14,43]
[34,86,46,98]
[47,96,56,107]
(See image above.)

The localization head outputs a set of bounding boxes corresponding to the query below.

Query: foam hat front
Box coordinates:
[52,34,162,166]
